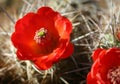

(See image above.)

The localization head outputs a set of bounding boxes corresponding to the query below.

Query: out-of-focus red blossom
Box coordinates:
[11,6,74,70]
[87,48,120,84]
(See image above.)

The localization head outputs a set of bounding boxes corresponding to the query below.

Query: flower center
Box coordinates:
[34,28,47,43]
[107,66,120,84]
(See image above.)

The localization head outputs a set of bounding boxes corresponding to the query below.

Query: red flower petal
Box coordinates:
[47,39,69,62]
[61,43,74,59]
[37,7,60,20]
[33,56,51,70]
[87,72,97,84]
[55,16,72,39]
[17,50,36,60]
[92,48,105,61]
[33,40,74,70]
[100,48,120,67]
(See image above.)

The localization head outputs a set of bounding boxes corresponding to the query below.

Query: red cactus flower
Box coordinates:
[87,48,120,84]
[11,7,74,70]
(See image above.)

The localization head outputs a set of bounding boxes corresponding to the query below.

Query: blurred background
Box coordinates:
[0,0,120,84]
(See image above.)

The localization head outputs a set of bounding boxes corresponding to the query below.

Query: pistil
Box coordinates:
[34,28,47,43]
